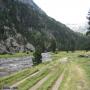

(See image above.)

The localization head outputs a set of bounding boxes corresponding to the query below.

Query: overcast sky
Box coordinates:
[34,0,90,25]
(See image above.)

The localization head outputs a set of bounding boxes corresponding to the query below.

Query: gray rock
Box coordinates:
[0,44,8,54]
[5,37,20,53]
[25,43,35,51]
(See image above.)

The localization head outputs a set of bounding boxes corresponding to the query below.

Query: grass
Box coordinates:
[17,53,66,90]
[58,51,90,90]
[0,51,90,90]
[38,63,66,90]
[70,51,90,89]
[18,68,50,90]
[0,52,61,89]
[0,52,33,58]
[59,63,70,90]
[0,67,38,89]
[75,57,90,88]
[0,61,52,89]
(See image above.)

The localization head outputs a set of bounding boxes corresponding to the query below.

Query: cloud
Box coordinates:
[34,0,90,25]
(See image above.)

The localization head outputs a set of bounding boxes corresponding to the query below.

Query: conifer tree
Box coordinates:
[86,9,90,35]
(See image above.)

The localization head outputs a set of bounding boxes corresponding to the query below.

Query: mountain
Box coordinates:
[0,0,88,54]
[19,0,45,14]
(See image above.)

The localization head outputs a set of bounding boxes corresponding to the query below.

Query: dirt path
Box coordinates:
[51,69,65,90]
[51,57,67,90]
[29,74,51,90]
[10,71,39,88]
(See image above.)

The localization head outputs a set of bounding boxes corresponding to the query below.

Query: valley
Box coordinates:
[0,0,90,90]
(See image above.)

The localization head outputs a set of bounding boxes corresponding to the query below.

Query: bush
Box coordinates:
[33,48,42,65]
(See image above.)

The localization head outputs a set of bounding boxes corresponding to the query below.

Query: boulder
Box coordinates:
[0,44,8,54]
[25,43,35,52]
[78,54,89,58]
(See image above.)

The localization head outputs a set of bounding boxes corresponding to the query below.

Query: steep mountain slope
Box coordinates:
[0,0,87,54]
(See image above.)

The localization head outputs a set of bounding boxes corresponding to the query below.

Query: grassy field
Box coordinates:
[59,51,90,90]
[0,51,90,90]
[0,52,33,58]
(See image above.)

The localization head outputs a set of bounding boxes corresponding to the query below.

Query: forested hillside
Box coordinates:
[0,0,89,54]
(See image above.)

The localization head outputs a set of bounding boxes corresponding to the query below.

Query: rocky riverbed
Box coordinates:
[0,52,52,77]
[0,56,33,77]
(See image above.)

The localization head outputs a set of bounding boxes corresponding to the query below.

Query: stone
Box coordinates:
[25,43,35,52]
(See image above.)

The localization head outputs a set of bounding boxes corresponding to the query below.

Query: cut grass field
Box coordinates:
[0,52,64,89]
[59,62,89,90]
[18,57,67,90]
[59,51,90,90]
[0,67,38,89]
[18,68,50,90]
[0,51,90,90]
[75,56,90,88]
[38,64,66,90]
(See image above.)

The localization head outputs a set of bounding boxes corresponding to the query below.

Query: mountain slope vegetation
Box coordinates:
[0,0,89,54]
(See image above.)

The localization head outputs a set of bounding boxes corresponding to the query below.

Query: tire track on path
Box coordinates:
[29,74,51,90]
[51,69,65,90]
[10,71,39,88]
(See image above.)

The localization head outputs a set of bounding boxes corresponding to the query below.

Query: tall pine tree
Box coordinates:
[86,9,90,36]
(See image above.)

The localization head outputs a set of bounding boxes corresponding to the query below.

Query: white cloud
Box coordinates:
[34,0,90,25]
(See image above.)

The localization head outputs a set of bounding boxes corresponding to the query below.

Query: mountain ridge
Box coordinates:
[18,0,46,15]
